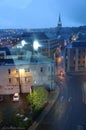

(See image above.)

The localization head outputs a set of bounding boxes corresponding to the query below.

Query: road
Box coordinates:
[35,75,86,130]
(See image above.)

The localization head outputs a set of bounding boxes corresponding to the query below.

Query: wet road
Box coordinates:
[35,75,86,130]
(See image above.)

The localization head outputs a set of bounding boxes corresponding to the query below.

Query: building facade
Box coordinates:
[21,32,59,59]
[64,41,86,74]
[0,47,55,98]
[38,38,59,59]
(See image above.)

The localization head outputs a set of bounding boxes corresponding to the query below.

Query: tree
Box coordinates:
[27,87,48,112]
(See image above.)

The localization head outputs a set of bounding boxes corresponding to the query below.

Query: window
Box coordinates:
[65,49,67,54]
[8,69,11,74]
[25,68,30,72]
[78,61,80,64]
[73,50,75,54]
[16,78,19,82]
[66,59,68,63]
[66,56,68,59]
[25,77,30,83]
[40,67,43,72]
[65,63,67,67]
[78,55,80,59]
[28,68,30,72]
[83,61,85,64]
[0,53,4,59]
[9,78,11,83]
[79,50,81,53]
[48,66,50,71]
[83,49,85,53]
[73,56,75,60]
[16,69,18,73]
[52,66,53,72]
[83,55,85,58]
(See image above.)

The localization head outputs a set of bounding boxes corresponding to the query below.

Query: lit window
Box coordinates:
[25,77,30,83]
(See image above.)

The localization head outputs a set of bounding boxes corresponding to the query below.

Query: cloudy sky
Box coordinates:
[0,0,86,28]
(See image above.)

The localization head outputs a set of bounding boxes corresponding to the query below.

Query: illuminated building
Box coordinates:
[0,46,55,99]
[64,40,86,74]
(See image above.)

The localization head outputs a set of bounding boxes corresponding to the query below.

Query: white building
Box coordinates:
[0,46,55,98]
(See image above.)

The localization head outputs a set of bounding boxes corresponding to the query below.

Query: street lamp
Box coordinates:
[21,40,27,47]
[31,40,41,61]
[18,68,25,94]
[33,40,41,51]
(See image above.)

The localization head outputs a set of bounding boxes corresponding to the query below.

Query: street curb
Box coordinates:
[28,87,60,130]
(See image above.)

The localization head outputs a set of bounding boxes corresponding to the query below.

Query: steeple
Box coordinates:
[57,14,62,27]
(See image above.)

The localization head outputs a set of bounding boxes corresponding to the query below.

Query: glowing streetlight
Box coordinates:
[21,40,27,47]
[19,68,25,76]
[18,68,25,94]
[33,40,41,51]
[17,40,27,48]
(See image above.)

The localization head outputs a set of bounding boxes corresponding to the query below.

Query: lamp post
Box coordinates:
[18,68,25,94]
[30,85,34,114]
[21,40,27,47]
[33,40,40,51]
[31,40,41,62]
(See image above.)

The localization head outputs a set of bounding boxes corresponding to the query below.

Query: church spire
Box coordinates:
[57,14,62,27]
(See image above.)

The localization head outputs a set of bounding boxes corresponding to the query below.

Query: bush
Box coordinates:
[27,86,48,112]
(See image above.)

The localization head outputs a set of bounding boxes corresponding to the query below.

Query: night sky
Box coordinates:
[0,0,86,28]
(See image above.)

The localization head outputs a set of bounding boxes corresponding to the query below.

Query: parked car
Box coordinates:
[13,93,19,102]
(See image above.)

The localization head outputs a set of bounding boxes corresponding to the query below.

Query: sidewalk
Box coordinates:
[28,86,60,130]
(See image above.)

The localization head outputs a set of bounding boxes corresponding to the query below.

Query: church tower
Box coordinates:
[57,14,62,27]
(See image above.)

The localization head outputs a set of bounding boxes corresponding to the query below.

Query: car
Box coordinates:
[13,93,19,102]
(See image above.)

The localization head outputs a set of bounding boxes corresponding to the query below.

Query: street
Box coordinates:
[35,74,86,130]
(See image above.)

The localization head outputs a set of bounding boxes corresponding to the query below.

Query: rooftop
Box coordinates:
[66,40,86,48]
[21,32,48,41]
[0,47,55,66]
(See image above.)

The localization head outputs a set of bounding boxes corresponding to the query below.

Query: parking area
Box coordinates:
[0,94,29,123]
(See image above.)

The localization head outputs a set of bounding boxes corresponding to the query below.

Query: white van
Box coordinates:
[13,93,19,102]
